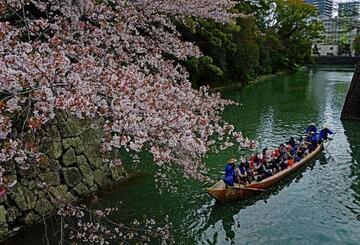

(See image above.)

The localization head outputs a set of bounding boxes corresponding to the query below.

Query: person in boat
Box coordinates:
[319,125,334,143]
[261,148,272,166]
[279,144,287,159]
[273,147,281,158]
[235,161,251,185]
[287,155,295,167]
[223,158,237,186]
[286,144,296,158]
[241,158,255,181]
[305,131,318,152]
[287,137,296,148]
[305,123,317,134]
[253,155,272,181]
[268,157,281,174]
[295,145,305,162]
[295,136,304,148]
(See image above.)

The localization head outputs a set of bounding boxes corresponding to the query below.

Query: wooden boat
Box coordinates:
[207,143,324,202]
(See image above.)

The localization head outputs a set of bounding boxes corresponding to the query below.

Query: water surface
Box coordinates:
[10,66,360,245]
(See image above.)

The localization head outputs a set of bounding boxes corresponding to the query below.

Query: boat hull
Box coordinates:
[207,143,324,202]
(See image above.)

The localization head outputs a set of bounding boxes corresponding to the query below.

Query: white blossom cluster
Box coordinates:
[58,201,173,244]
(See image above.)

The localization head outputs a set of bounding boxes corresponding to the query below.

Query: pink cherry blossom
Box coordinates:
[0,0,253,193]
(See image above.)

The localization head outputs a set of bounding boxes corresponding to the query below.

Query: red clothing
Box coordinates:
[287,159,295,167]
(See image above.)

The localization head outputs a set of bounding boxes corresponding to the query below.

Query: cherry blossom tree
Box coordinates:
[0,0,258,242]
[0,0,254,187]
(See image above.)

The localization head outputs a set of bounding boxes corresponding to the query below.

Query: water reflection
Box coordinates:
[199,66,360,245]
[342,121,360,218]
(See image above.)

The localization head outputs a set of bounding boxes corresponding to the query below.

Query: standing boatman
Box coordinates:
[223,158,237,187]
[319,124,334,142]
[305,123,317,134]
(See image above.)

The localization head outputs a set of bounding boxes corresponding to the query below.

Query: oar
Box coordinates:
[231,185,266,192]
[323,132,336,151]
[240,186,266,192]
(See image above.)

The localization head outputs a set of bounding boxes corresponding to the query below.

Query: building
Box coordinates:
[306,0,333,17]
[339,2,360,19]
[313,16,359,56]
[312,44,339,56]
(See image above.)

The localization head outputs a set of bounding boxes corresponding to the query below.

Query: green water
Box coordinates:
[10,66,360,244]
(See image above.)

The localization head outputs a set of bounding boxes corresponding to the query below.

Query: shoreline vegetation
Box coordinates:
[210,70,292,92]
[180,1,322,90]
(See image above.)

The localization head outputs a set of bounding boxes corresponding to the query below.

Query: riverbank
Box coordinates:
[210,70,293,92]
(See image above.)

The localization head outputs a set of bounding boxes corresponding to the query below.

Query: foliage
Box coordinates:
[181,0,323,87]
[0,0,255,191]
[353,35,360,56]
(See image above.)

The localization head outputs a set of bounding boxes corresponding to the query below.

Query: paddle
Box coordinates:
[240,186,266,192]
[231,184,266,192]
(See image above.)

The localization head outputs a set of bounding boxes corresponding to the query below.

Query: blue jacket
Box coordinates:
[319,128,334,141]
[238,165,246,175]
[223,164,235,186]
[305,125,317,134]
[307,134,318,145]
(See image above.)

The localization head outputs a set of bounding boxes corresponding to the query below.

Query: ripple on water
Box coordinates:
[194,67,360,245]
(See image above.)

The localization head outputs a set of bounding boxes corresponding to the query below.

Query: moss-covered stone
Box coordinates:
[59,115,90,138]
[0,225,8,237]
[100,164,110,174]
[49,125,61,142]
[6,206,19,223]
[49,159,61,171]
[18,167,36,179]
[0,195,6,204]
[83,177,94,187]
[73,183,90,197]
[77,155,88,166]
[62,147,76,166]
[47,141,63,159]
[20,179,29,187]
[62,167,82,187]
[12,185,37,211]
[75,137,85,155]
[40,172,60,186]
[24,211,40,226]
[80,128,102,146]
[62,138,77,150]
[89,185,99,192]
[49,185,76,205]
[0,206,6,225]
[110,165,126,181]
[77,156,94,184]
[93,169,109,188]
[83,145,103,168]
[35,199,54,216]
[28,181,36,190]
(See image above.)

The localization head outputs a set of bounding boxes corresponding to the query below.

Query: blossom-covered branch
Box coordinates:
[0,0,254,188]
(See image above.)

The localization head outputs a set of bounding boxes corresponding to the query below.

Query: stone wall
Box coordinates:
[0,112,126,239]
[342,63,360,120]
[314,56,360,66]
